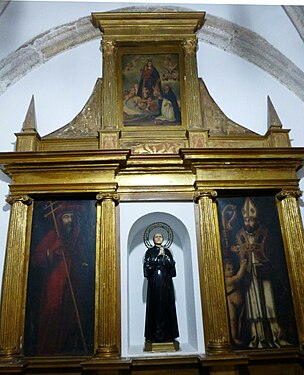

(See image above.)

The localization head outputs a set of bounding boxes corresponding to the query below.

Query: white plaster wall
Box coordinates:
[0,1,303,304]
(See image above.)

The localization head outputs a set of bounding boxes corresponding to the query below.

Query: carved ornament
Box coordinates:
[5,195,33,206]
[276,189,302,201]
[193,189,218,202]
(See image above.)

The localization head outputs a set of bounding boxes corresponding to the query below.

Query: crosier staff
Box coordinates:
[44,201,88,353]
[221,204,237,256]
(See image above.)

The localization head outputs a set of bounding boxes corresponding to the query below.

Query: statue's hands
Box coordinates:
[158,246,165,256]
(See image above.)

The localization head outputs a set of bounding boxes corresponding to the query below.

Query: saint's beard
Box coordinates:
[61,222,75,242]
[244,223,259,234]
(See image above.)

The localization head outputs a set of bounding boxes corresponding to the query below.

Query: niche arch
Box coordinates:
[120,202,205,357]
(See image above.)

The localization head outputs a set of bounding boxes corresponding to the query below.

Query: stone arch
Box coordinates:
[0,6,303,102]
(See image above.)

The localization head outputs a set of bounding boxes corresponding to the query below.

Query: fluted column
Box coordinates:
[194,189,231,354]
[95,192,120,358]
[182,38,203,129]
[101,39,118,130]
[0,195,33,359]
[276,189,304,348]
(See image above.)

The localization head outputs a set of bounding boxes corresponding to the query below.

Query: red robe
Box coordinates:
[31,224,90,355]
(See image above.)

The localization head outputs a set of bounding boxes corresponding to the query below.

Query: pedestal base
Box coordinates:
[144,340,180,352]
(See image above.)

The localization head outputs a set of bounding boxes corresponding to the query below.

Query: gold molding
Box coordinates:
[96,192,120,205]
[0,9,303,374]
[182,37,203,130]
[181,38,198,55]
[95,190,120,358]
[276,190,304,348]
[6,195,33,206]
[101,40,119,131]
[276,189,302,201]
[91,12,206,41]
[101,40,117,56]
[0,196,32,359]
[193,189,218,202]
[194,189,231,354]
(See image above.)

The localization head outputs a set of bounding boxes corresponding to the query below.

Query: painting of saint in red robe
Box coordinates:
[24,199,96,356]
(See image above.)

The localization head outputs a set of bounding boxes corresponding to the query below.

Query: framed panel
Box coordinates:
[119,47,183,128]
[24,199,96,356]
[217,195,298,350]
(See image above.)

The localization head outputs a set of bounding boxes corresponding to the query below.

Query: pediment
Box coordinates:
[16,11,291,153]
[43,76,258,140]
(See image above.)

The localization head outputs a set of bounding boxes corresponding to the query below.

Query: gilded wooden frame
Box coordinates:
[24,198,96,357]
[0,10,303,375]
[118,45,184,129]
[0,149,303,375]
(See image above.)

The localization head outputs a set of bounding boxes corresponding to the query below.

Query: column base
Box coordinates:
[206,341,232,355]
[94,345,120,358]
[0,353,26,374]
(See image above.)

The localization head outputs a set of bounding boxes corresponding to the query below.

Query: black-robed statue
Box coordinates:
[143,233,179,351]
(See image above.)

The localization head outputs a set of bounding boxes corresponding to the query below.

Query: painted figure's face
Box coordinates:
[153,233,163,246]
[129,87,136,97]
[243,217,258,233]
[62,213,74,232]
[224,263,235,277]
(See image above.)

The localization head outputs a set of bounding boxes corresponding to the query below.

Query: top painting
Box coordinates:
[122,53,181,126]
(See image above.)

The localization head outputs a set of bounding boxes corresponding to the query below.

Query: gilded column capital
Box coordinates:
[193,189,218,203]
[101,40,117,56]
[276,189,302,201]
[182,38,198,55]
[96,192,120,205]
[5,195,33,206]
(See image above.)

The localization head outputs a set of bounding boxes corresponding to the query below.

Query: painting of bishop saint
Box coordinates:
[217,196,298,350]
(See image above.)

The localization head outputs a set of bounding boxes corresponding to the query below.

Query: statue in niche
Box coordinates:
[143,222,179,352]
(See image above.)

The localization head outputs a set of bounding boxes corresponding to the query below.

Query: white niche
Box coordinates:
[120,201,205,357]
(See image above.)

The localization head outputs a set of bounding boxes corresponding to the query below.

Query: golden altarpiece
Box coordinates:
[0,11,304,375]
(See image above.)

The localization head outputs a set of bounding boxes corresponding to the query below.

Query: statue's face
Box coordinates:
[153,233,163,245]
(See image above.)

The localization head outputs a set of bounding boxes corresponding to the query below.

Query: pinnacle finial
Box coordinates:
[22,95,38,133]
[267,96,283,130]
